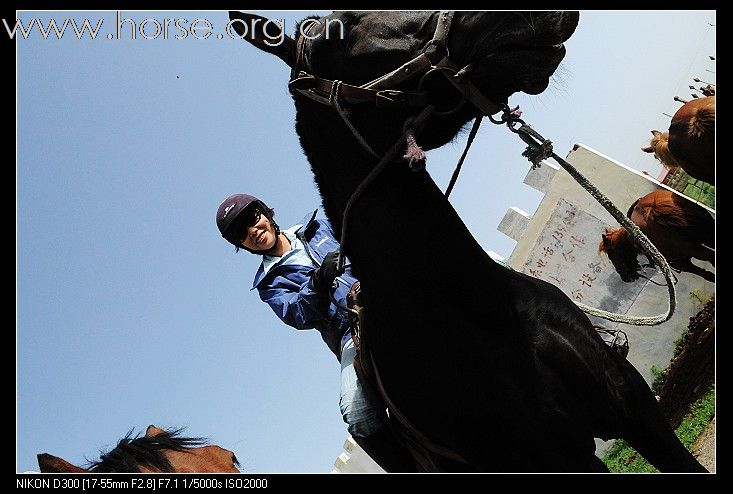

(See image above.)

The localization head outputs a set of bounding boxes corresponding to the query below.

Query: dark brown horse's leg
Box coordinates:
[673,258,715,282]
[686,264,715,283]
[696,244,715,267]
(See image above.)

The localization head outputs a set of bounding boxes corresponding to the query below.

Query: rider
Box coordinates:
[216,193,414,472]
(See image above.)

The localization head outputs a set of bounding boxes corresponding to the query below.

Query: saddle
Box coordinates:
[593,325,630,359]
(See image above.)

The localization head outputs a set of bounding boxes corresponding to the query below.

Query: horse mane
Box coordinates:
[646,131,680,170]
[87,428,207,473]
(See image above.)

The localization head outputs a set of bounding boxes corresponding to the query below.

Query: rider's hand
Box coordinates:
[311,250,340,292]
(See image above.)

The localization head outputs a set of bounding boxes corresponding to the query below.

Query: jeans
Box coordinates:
[339,338,386,438]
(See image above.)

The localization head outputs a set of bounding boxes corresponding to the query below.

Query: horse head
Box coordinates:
[37,425,241,473]
[599,227,642,282]
[642,129,680,170]
[229,11,579,226]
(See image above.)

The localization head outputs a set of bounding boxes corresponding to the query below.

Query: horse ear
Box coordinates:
[651,129,662,137]
[641,145,654,153]
[228,12,296,68]
[599,230,614,252]
[37,453,87,473]
[145,425,166,437]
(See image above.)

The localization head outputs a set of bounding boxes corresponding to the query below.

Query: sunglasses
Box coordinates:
[240,207,263,228]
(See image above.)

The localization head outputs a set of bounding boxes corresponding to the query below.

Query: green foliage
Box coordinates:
[675,386,715,449]
[601,385,715,472]
[602,439,658,473]
[689,290,713,309]
[671,332,689,360]
[650,365,666,395]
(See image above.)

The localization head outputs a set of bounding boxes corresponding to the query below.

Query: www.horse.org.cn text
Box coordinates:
[4,11,347,45]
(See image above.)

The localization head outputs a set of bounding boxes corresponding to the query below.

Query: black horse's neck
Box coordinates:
[294,97,500,305]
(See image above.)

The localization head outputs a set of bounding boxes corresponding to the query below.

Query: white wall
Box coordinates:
[331,436,384,473]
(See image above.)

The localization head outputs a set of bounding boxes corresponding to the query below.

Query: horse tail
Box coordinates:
[688,98,715,139]
[677,201,715,249]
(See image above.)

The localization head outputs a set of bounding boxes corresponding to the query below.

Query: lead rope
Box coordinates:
[494,109,676,325]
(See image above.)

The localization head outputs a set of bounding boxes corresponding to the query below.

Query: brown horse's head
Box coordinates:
[37,425,240,473]
[642,129,680,171]
[599,227,642,282]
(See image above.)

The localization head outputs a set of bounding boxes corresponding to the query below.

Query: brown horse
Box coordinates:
[37,425,241,473]
[599,189,715,282]
[642,96,715,185]
[230,10,706,472]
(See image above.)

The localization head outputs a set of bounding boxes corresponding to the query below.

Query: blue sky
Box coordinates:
[16,10,715,473]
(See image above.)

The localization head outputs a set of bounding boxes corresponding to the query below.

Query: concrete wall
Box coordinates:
[331,436,384,473]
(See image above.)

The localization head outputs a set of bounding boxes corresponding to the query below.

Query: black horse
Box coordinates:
[229,11,706,472]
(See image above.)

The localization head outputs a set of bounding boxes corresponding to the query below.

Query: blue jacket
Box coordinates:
[252,210,356,360]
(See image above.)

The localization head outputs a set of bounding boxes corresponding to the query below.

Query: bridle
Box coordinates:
[288,12,505,158]
[289,12,503,113]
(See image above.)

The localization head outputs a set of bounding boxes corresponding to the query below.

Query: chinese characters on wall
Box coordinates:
[522,199,644,312]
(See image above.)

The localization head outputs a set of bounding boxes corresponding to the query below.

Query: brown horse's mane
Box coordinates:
[87,428,209,473]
